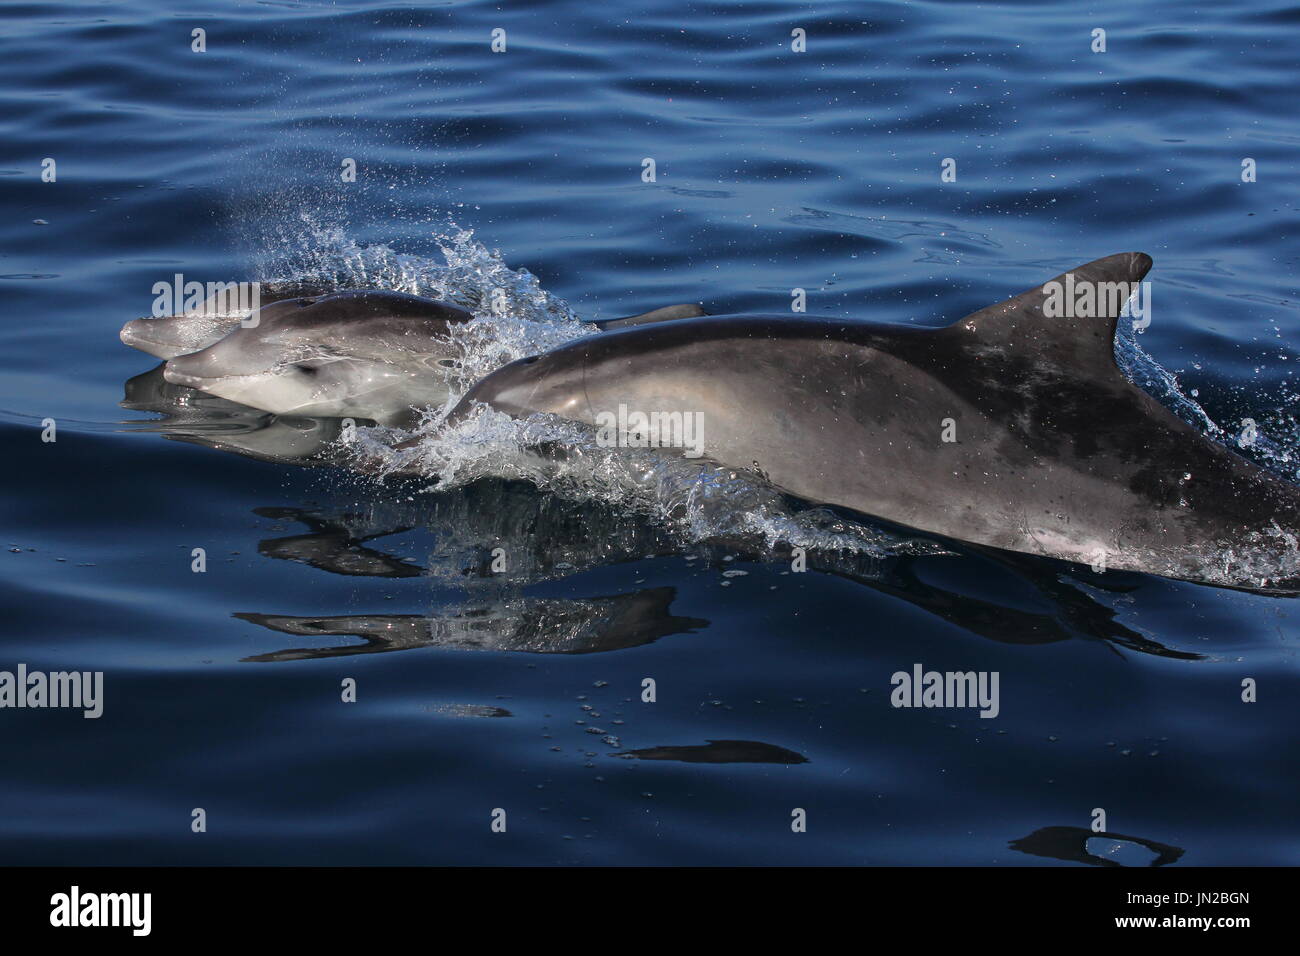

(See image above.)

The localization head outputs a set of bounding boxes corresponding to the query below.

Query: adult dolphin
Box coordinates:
[446,253,1300,590]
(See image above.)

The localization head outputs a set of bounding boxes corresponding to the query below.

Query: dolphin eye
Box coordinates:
[294,364,317,376]
[436,358,461,369]
[296,298,315,307]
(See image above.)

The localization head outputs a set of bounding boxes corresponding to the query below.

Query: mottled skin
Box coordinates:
[450,253,1300,588]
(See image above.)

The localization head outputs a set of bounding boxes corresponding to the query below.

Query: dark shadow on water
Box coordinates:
[121,369,1206,663]
[121,364,346,465]
[253,506,423,578]
[237,587,709,660]
[1009,826,1185,867]
[616,740,809,764]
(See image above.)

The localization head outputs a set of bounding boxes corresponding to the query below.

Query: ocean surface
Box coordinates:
[1,0,1298,865]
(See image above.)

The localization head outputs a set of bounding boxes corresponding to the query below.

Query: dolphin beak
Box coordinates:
[163,354,212,390]
[120,318,172,358]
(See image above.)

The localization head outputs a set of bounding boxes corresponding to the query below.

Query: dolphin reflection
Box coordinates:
[253,506,422,578]
[233,481,1204,661]
[123,359,1209,662]
[121,363,347,465]
[236,587,709,660]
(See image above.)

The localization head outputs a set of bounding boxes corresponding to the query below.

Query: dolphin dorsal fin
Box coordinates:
[594,303,709,331]
[947,253,1152,374]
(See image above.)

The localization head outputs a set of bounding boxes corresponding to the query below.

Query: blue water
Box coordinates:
[2,0,1298,865]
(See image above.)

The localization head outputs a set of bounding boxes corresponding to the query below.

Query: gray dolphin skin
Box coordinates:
[119,282,329,359]
[161,290,475,425]
[448,253,1300,589]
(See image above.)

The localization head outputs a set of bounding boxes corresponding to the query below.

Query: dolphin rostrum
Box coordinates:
[446,253,1300,590]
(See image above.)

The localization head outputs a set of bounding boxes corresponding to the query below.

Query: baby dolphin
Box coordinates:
[449,253,1300,591]
[162,290,475,425]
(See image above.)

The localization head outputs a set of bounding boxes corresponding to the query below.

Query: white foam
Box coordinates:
[254,223,1300,584]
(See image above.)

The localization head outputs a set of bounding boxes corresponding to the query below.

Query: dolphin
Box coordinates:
[160,290,477,425]
[119,281,330,359]
[154,291,706,426]
[446,253,1300,590]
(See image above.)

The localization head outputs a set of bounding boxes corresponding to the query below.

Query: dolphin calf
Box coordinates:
[160,290,477,425]
[149,290,706,426]
[447,253,1300,590]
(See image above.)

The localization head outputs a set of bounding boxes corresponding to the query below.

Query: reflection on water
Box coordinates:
[233,486,1205,663]
[122,369,1208,665]
[121,364,345,465]
[237,588,708,660]
[859,551,1204,661]
[1010,826,1185,867]
[254,506,422,578]
[619,740,809,765]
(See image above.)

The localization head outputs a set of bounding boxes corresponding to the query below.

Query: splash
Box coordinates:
[248,222,1300,585]
[348,404,938,560]
[1115,315,1300,482]
[252,213,577,318]
[247,219,934,559]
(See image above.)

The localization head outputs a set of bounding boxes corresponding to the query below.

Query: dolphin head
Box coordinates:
[162,291,474,424]
[445,338,595,429]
